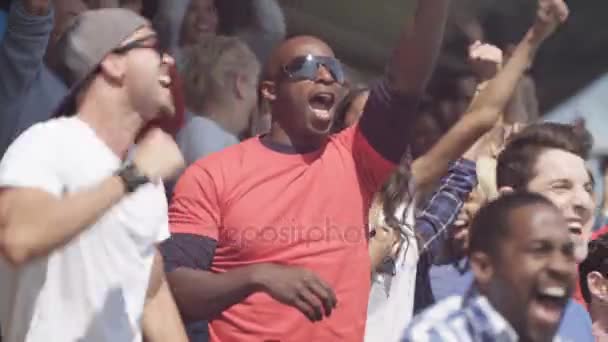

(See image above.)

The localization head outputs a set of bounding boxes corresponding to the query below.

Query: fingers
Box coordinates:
[538,0,569,24]
[293,297,319,322]
[306,279,337,317]
[297,287,323,321]
[293,275,337,322]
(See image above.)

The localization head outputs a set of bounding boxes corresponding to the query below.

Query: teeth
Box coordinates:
[541,287,566,298]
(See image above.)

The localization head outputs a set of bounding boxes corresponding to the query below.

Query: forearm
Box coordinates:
[389,0,450,94]
[416,159,477,261]
[142,252,188,342]
[0,176,127,265]
[412,115,487,194]
[167,266,260,322]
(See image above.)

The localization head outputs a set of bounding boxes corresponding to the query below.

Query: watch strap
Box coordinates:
[115,162,150,193]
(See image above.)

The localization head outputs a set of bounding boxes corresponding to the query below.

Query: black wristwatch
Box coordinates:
[115,161,150,193]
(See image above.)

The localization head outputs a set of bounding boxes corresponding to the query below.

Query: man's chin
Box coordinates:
[308,117,334,136]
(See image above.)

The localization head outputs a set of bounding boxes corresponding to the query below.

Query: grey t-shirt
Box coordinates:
[166,112,239,199]
[176,112,240,166]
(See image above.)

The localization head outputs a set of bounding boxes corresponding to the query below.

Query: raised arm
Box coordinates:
[388,0,451,95]
[0,0,53,104]
[355,0,451,167]
[416,159,477,262]
[412,0,569,194]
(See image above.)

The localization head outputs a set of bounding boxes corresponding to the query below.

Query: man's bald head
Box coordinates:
[264,35,335,81]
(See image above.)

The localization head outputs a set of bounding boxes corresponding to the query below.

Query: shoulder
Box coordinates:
[180,137,260,184]
[403,296,466,340]
[408,295,464,328]
[2,118,71,157]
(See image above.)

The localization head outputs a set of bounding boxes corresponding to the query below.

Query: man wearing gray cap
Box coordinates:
[0,8,187,342]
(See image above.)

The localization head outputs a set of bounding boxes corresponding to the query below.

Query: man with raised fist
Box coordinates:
[0,8,187,342]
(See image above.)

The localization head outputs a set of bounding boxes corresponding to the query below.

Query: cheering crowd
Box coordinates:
[0,0,606,341]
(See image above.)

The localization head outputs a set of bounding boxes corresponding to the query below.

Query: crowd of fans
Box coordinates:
[0,0,606,341]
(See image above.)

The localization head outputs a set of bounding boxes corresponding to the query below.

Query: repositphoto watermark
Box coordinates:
[218,218,369,248]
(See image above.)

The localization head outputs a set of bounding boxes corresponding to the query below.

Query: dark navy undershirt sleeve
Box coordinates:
[159,233,217,273]
[358,79,421,164]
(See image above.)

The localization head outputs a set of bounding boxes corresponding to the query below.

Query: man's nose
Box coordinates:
[315,64,334,83]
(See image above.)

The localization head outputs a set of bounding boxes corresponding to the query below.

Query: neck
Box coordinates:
[202,101,241,136]
[77,87,144,160]
[590,302,608,333]
[268,121,326,151]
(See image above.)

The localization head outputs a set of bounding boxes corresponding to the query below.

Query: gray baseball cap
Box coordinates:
[52,8,149,117]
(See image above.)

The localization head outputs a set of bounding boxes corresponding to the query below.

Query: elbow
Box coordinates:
[0,225,36,267]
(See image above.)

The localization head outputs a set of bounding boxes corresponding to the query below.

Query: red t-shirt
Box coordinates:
[169,80,417,341]
[574,225,608,306]
[170,125,393,341]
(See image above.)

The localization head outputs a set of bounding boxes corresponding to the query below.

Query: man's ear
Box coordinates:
[260,80,277,102]
[99,54,125,85]
[234,73,247,100]
[498,186,514,197]
[470,251,494,287]
[588,271,608,302]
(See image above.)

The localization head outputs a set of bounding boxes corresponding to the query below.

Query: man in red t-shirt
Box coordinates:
[159,1,452,341]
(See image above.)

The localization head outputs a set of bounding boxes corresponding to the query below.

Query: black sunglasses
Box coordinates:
[281,55,345,84]
[112,35,165,60]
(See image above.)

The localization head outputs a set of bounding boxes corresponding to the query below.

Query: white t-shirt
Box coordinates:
[0,117,169,342]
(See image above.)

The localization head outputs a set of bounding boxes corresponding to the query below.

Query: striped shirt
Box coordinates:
[413,158,478,312]
[402,288,565,342]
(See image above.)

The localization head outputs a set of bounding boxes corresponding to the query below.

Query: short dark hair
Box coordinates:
[496,123,593,191]
[468,192,556,259]
[579,233,608,303]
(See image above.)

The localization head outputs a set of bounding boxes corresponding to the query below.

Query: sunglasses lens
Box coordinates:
[283,56,344,83]
[324,59,344,84]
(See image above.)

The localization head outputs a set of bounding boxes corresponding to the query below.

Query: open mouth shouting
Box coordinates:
[529,283,570,329]
[308,91,336,122]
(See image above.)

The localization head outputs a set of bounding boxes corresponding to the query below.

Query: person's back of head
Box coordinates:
[181,35,260,135]
[579,233,608,306]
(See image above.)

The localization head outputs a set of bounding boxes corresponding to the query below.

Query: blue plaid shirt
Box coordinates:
[402,287,565,342]
[412,158,477,313]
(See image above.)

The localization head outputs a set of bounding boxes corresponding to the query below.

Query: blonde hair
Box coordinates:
[180,35,260,114]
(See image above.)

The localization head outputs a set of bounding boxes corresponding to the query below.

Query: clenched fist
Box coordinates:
[533,0,569,41]
[468,41,503,82]
[133,128,185,182]
[23,0,52,15]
